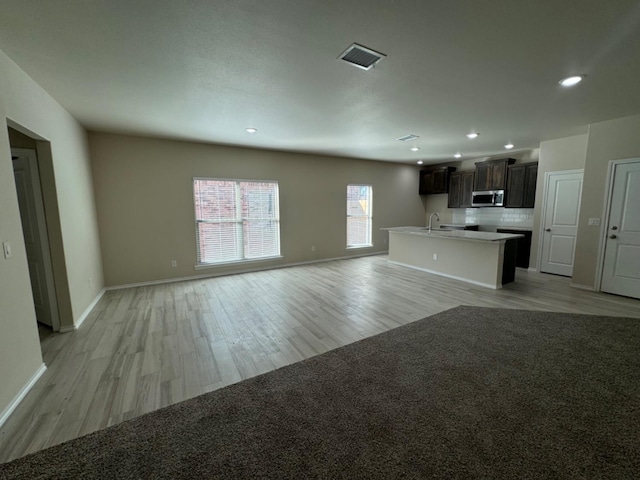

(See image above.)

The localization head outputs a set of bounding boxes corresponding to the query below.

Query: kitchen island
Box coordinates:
[383,226,524,289]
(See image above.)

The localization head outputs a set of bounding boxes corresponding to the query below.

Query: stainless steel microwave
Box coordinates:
[471,190,505,207]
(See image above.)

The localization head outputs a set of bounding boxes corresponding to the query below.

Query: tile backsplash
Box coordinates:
[452,208,534,228]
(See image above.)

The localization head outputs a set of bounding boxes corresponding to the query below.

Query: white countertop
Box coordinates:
[382,226,524,242]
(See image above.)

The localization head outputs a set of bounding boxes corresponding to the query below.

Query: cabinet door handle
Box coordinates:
[545,228,551,232]
[609,234,617,239]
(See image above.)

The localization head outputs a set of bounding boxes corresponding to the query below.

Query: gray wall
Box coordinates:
[0,49,104,418]
[531,134,588,268]
[573,114,640,288]
[89,132,426,286]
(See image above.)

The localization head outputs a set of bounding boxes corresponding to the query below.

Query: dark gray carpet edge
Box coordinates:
[1,305,639,479]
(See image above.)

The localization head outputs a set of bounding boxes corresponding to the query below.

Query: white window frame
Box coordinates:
[193,178,282,268]
[346,184,373,249]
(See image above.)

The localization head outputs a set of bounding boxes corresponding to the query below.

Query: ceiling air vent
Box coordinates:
[397,134,420,142]
[338,43,386,70]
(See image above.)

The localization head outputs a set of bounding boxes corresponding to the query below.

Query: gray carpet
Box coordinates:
[1,306,639,479]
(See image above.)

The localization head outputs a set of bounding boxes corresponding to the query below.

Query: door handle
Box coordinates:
[545,228,551,232]
[609,234,617,239]
[611,226,618,230]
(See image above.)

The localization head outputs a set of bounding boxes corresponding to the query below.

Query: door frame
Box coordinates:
[536,169,584,274]
[11,147,61,331]
[595,157,640,292]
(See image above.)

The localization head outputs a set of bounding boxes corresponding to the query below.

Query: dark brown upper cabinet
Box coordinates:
[461,171,475,207]
[448,171,475,208]
[447,173,461,207]
[505,162,538,208]
[419,166,456,195]
[523,163,538,208]
[473,158,516,191]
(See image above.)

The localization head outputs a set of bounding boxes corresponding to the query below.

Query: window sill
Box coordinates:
[194,255,284,270]
[346,245,373,250]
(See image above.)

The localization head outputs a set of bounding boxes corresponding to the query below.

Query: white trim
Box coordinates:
[193,178,281,267]
[527,267,538,273]
[193,176,279,183]
[594,157,640,293]
[106,251,388,291]
[570,282,595,291]
[0,363,47,429]
[194,255,283,270]
[346,184,373,248]
[388,260,501,289]
[58,288,105,333]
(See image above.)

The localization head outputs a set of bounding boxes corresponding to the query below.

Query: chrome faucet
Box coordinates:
[428,212,440,234]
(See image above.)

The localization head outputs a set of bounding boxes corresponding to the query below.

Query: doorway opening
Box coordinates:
[7,124,72,345]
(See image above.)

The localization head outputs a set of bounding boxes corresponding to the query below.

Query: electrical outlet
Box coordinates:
[171,260,177,268]
[2,242,11,259]
[311,246,316,252]
[433,253,438,261]
[588,218,600,226]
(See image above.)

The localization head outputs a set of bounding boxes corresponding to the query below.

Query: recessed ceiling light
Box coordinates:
[245,127,257,133]
[504,143,514,149]
[410,147,420,152]
[466,133,479,139]
[417,160,424,165]
[559,75,585,87]
[454,153,462,158]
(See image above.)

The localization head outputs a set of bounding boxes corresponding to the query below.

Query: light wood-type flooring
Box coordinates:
[1,255,639,463]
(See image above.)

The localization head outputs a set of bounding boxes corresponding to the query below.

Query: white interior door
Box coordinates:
[540,171,583,276]
[601,160,640,299]
[12,148,60,330]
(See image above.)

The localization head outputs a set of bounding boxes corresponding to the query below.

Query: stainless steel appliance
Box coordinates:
[471,190,505,207]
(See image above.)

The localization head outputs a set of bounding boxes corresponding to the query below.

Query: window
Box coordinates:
[346,184,372,248]
[194,179,280,265]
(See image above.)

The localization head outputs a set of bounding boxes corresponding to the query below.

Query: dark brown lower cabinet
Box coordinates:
[501,239,518,285]
[497,229,533,268]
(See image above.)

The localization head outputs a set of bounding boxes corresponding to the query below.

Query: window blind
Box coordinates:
[194,179,280,265]
[346,184,372,247]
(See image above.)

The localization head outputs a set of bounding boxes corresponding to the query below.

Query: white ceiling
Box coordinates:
[1,0,640,164]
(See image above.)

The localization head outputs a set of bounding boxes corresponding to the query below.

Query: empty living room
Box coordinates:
[1,1,640,478]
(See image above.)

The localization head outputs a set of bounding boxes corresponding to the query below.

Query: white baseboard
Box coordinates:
[389,260,501,290]
[105,251,388,291]
[570,282,595,291]
[59,288,106,333]
[527,267,538,273]
[0,363,47,429]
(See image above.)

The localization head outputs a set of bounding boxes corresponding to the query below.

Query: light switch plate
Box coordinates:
[588,218,600,226]
[3,242,12,259]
